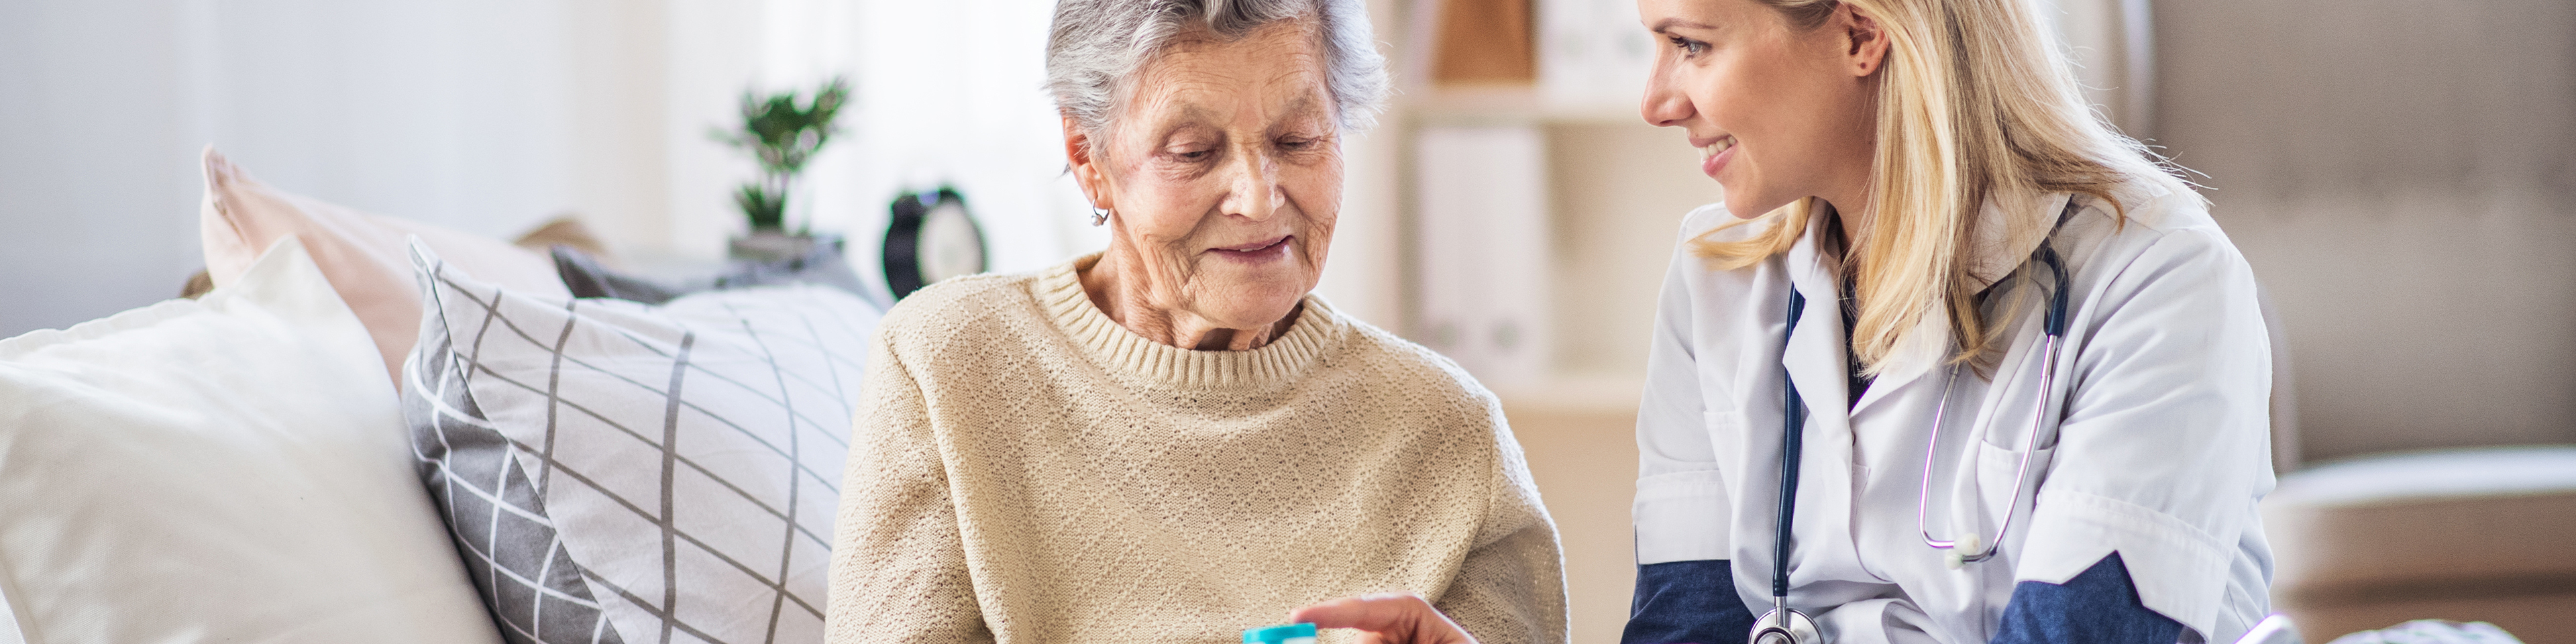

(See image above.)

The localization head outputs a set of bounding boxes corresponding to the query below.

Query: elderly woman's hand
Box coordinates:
[1289,593,1479,644]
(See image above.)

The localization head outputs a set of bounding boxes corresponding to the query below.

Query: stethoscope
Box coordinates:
[1752,207,2074,644]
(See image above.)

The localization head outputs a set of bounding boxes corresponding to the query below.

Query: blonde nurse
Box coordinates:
[1295,0,2275,643]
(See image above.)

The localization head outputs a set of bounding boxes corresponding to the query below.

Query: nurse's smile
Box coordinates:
[1697,133,1738,178]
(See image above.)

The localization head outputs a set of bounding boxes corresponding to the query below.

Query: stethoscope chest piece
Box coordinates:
[1751,605,1818,644]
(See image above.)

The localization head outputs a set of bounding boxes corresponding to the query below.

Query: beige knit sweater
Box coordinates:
[826,255,1566,644]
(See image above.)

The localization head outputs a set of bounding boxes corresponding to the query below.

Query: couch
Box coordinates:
[0,149,883,644]
[2257,290,2575,643]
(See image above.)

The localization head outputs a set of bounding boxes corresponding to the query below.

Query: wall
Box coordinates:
[2155,0,2576,462]
[2,0,227,336]
[0,0,662,336]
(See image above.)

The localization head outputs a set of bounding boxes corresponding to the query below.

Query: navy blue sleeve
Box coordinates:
[1992,553,2184,644]
[1621,559,1755,644]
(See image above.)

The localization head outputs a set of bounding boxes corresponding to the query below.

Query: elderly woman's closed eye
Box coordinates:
[822,1,1567,643]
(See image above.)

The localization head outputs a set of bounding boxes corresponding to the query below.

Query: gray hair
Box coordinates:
[1044,0,1389,146]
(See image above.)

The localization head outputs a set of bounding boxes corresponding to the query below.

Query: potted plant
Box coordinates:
[716,77,849,261]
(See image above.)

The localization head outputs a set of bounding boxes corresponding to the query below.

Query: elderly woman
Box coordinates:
[822,0,1566,642]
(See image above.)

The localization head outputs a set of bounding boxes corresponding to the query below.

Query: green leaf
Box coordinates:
[734,184,786,230]
[717,76,851,229]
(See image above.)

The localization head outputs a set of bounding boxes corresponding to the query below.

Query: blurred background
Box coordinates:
[2,0,2571,641]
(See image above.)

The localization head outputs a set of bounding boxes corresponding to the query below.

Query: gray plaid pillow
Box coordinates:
[402,242,876,644]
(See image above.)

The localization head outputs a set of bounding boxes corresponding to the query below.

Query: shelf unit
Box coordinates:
[1388,82,1716,406]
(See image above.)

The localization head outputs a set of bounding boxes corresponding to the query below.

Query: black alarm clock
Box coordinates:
[881,186,988,299]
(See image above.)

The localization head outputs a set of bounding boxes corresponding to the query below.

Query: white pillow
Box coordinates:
[0,237,502,644]
[405,241,877,644]
[0,586,19,644]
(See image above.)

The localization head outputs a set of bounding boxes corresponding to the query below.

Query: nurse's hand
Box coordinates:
[1289,593,1478,644]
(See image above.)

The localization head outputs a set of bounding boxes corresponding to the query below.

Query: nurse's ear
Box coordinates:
[1830,3,1891,78]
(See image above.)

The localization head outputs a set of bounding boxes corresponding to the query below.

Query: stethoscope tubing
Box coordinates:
[1774,290,1809,601]
[1915,241,2070,566]
[1761,289,1818,644]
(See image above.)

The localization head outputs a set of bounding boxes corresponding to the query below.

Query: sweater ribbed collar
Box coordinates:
[1036,254,1348,390]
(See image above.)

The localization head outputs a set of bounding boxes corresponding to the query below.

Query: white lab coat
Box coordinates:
[1633,183,2275,644]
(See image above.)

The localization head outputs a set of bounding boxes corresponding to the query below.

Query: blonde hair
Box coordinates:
[1693,0,2196,374]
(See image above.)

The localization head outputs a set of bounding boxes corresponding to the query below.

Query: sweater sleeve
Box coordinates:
[824,345,992,644]
[1434,413,1571,644]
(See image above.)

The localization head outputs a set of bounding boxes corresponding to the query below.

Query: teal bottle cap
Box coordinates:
[1242,623,1318,644]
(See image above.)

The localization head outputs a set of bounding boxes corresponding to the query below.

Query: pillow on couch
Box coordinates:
[0,237,501,644]
[198,147,572,384]
[405,242,878,644]
[549,236,892,310]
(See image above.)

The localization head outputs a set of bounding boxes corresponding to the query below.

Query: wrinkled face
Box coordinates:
[1637,0,1879,219]
[1071,21,1343,334]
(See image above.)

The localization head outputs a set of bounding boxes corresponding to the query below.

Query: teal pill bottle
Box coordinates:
[1244,623,1318,644]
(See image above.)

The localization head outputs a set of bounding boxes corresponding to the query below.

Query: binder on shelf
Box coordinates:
[1411,125,1552,388]
[1432,0,1538,85]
